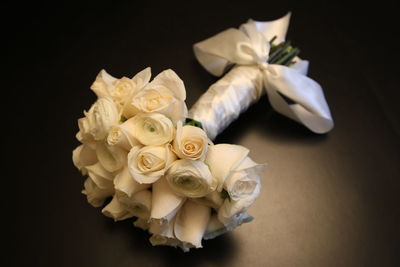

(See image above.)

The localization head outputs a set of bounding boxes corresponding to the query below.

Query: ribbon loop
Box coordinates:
[193,13,334,134]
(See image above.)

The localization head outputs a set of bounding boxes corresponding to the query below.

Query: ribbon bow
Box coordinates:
[193,13,334,133]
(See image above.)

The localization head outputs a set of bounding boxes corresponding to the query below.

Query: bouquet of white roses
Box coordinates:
[73,68,264,251]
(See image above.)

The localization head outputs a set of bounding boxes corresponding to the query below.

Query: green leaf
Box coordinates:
[184,118,203,129]
[120,116,128,122]
[221,189,231,202]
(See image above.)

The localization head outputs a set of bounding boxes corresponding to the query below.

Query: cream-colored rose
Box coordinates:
[82,177,114,207]
[130,113,174,146]
[128,144,176,184]
[116,189,152,219]
[149,216,181,248]
[90,69,117,98]
[191,190,224,210]
[172,121,211,161]
[149,235,181,248]
[114,165,150,199]
[106,117,140,150]
[76,117,94,143]
[85,162,114,190]
[205,144,264,192]
[102,195,134,221]
[85,97,120,141]
[95,140,127,173]
[133,218,150,230]
[91,68,151,106]
[205,144,264,228]
[123,69,188,123]
[72,144,97,175]
[165,159,216,198]
[174,200,210,249]
[150,177,185,223]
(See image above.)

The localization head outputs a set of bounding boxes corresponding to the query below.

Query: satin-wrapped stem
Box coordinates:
[189,66,263,140]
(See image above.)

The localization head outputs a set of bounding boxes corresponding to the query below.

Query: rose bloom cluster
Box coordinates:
[73,68,264,251]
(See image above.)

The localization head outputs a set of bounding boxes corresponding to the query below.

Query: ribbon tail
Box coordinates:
[264,65,334,133]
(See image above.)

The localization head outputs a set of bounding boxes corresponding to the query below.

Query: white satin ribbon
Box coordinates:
[191,13,333,137]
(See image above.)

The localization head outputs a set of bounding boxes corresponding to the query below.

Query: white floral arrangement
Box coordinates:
[73,67,264,251]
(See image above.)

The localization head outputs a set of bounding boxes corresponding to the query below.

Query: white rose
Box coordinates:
[116,189,152,219]
[149,235,181,248]
[72,144,97,175]
[106,117,140,150]
[205,144,264,227]
[95,140,127,172]
[91,68,151,106]
[224,157,264,201]
[76,117,94,143]
[150,176,185,223]
[82,162,115,207]
[191,190,224,210]
[85,162,114,190]
[113,165,150,199]
[82,177,114,207]
[86,97,120,140]
[172,121,211,160]
[123,69,188,123]
[128,144,176,184]
[130,113,174,146]
[90,69,117,98]
[149,216,181,248]
[174,200,210,249]
[102,195,134,221]
[165,159,216,198]
[133,218,150,230]
[205,144,264,192]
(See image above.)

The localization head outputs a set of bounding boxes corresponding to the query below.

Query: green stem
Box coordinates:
[275,48,300,65]
[268,41,291,64]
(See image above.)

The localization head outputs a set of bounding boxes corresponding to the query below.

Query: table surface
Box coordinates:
[8,1,399,267]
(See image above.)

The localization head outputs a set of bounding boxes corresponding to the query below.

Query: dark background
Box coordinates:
[7,1,399,266]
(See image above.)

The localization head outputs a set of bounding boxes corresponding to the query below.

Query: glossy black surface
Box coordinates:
[8,1,399,266]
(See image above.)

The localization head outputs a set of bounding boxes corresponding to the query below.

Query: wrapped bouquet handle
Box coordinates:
[192,13,334,138]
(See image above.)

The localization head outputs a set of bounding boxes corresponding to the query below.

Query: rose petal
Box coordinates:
[119,118,141,148]
[218,180,260,227]
[131,67,151,90]
[166,159,215,198]
[117,190,152,219]
[205,144,249,191]
[82,177,114,208]
[150,177,185,222]
[96,141,127,173]
[191,190,224,210]
[90,69,117,98]
[163,99,188,125]
[123,67,152,118]
[72,144,97,174]
[173,122,209,160]
[224,170,259,201]
[85,162,114,189]
[102,196,133,221]
[174,200,210,249]
[114,165,150,198]
[133,218,150,230]
[128,145,174,184]
[203,214,227,240]
[150,69,186,101]
[149,215,176,238]
[236,156,266,174]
